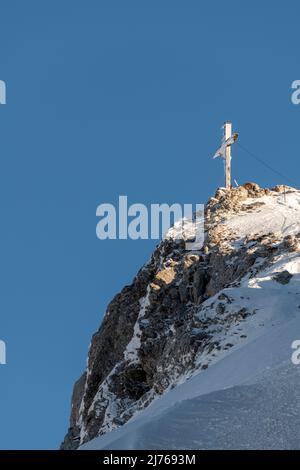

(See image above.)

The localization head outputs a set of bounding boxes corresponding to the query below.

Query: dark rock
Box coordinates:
[273,270,293,285]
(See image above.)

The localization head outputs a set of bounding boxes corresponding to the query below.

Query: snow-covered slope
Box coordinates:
[82,343,300,450]
[62,183,300,450]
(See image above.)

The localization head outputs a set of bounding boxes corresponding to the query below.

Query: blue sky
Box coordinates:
[0,0,299,449]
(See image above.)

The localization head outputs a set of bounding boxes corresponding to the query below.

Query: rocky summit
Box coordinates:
[61,183,300,450]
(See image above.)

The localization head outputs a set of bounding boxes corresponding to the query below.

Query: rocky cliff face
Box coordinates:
[61,183,300,449]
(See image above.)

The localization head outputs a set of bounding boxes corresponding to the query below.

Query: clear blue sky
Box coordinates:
[0,1,299,449]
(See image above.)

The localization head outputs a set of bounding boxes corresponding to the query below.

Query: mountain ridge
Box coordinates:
[61,182,300,450]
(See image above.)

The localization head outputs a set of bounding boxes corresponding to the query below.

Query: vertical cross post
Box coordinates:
[224,122,232,189]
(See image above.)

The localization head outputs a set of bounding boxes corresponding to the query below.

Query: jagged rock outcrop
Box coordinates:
[61,183,300,449]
